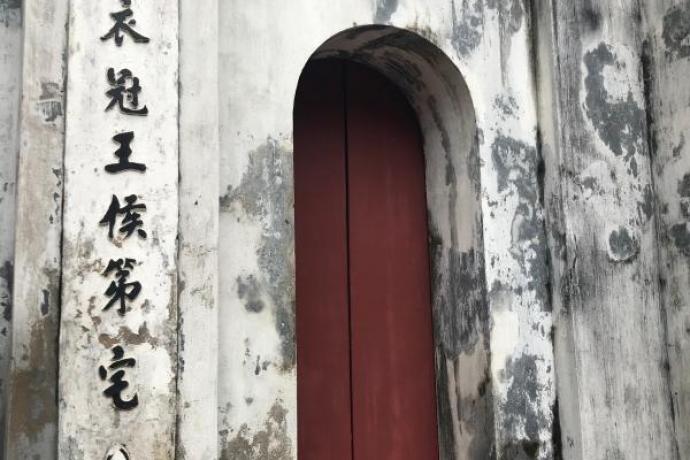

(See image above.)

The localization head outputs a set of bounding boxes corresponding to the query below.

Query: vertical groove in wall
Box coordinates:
[640,0,690,456]
[0,0,23,455]
[531,0,577,458]
[177,0,220,456]
[5,0,69,457]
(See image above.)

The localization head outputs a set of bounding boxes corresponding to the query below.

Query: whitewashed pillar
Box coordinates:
[177,0,220,457]
[59,0,179,458]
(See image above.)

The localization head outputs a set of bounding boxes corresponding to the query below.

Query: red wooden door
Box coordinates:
[295,59,438,460]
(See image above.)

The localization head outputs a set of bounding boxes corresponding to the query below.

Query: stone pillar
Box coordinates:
[58,1,179,457]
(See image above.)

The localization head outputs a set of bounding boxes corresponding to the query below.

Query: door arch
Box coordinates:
[292,26,489,459]
[295,58,438,459]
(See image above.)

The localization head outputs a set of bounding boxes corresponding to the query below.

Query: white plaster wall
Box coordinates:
[218,1,554,458]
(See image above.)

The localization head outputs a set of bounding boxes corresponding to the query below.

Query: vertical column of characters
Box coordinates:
[59,1,179,458]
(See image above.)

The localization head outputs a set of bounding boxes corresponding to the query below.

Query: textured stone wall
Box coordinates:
[217,1,554,458]
[0,0,688,459]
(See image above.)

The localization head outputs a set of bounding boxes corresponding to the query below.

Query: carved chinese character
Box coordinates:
[102,258,141,316]
[101,0,150,47]
[105,131,146,173]
[99,194,147,240]
[105,445,131,460]
[99,345,139,410]
[105,68,148,116]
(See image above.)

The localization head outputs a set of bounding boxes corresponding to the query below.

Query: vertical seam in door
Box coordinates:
[342,60,356,460]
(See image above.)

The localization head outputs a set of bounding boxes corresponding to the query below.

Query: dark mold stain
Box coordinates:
[486,0,524,77]
[501,353,546,459]
[583,43,646,161]
[429,240,488,356]
[37,82,63,123]
[236,275,265,313]
[551,397,563,459]
[673,135,685,158]
[501,440,540,459]
[678,172,690,198]
[435,353,496,459]
[492,134,550,309]
[373,0,399,24]
[220,400,292,460]
[98,323,159,348]
[670,222,690,256]
[494,95,518,117]
[663,5,690,61]
[450,0,485,57]
[641,38,658,163]
[254,355,261,375]
[607,226,639,263]
[460,361,495,458]
[637,184,654,224]
[6,317,59,445]
[40,289,49,316]
[435,355,456,459]
[379,53,425,94]
[0,260,13,322]
[671,173,690,255]
[220,139,295,371]
[0,0,21,26]
[493,135,538,209]
[581,2,601,32]
[0,0,20,8]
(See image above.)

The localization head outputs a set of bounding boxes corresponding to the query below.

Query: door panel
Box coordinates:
[295,59,352,460]
[346,62,439,460]
[295,59,438,460]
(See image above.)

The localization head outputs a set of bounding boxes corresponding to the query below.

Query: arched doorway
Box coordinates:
[294,58,439,459]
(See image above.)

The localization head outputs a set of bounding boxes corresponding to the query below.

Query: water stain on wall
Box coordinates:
[220,139,296,371]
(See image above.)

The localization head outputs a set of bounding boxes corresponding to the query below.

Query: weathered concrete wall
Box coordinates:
[2,0,690,459]
[218,1,554,458]
[644,0,690,457]
[536,0,678,458]
[0,0,22,455]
